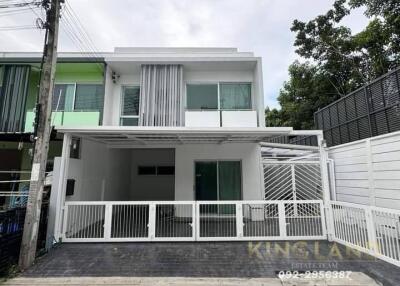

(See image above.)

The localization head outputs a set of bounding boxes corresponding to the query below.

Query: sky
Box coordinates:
[0,0,370,109]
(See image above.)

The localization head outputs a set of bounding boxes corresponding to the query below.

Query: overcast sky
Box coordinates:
[1,0,369,109]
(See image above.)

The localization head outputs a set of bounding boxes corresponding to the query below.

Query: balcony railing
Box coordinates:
[24,111,100,132]
[185,110,258,127]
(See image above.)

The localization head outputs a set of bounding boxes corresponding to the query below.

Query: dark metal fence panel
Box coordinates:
[265,135,318,146]
[314,67,400,147]
[0,203,48,276]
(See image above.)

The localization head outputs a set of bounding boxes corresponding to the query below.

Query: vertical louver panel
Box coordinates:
[0,65,30,132]
[139,65,183,126]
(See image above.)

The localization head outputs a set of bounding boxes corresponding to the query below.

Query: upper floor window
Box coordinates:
[0,66,3,95]
[219,83,251,110]
[120,86,140,126]
[52,83,104,112]
[186,82,251,111]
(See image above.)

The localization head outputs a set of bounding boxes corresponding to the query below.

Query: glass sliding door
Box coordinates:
[218,161,242,200]
[195,162,218,201]
[195,160,242,201]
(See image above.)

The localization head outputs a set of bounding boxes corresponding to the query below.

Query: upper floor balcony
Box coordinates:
[0,62,105,133]
[0,48,264,132]
[103,48,264,128]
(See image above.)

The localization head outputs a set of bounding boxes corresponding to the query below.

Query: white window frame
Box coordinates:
[185,82,253,111]
[119,85,140,126]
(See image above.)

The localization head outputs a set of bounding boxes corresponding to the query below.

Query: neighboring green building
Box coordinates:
[0,57,105,207]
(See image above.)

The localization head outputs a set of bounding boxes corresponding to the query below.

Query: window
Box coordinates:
[74,84,104,111]
[137,165,175,176]
[186,84,218,110]
[70,137,81,159]
[52,84,75,111]
[120,86,140,126]
[52,83,104,112]
[219,83,251,110]
[138,166,156,175]
[186,82,251,111]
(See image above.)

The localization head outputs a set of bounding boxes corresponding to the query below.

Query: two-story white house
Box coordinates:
[41,47,327,244]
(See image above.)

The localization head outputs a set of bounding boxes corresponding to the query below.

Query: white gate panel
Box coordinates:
[154,202,195,241]
[263,161,323,201]
[62,200,326,243]
[62,202,106,242]
[196,202,238,241]
[110,202,150,241]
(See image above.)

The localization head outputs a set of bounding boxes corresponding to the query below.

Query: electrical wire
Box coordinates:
[60,1,104,71]
[0,24,36,30]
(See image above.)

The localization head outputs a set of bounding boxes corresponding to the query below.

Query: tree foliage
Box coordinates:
[266,0,400,129]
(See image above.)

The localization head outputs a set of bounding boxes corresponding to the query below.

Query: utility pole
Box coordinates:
[19,0,63,270]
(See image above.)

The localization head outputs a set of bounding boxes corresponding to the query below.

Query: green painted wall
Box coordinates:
[22,62,105,131]
[55,63,104,83]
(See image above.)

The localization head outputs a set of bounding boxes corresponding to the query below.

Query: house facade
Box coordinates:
[1,48,328,244]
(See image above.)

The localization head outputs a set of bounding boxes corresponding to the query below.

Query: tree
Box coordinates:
[266,0,400,129]
[267,61,340,130]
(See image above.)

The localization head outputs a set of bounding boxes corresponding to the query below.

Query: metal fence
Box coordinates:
[263,161,323,201]
[0,203,49,276]
[314,67,400,147]
[62,200,326,242]
[330,201,400,267]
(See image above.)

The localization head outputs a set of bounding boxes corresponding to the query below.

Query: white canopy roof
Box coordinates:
[55,126,309,147]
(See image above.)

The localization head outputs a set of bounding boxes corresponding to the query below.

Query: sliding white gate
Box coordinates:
[62,200,326,242]
[263,161,324,201]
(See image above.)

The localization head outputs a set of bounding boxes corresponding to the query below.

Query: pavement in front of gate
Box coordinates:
[19,241,400,286]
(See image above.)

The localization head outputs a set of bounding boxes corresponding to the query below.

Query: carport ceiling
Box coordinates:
[55,127,295,147]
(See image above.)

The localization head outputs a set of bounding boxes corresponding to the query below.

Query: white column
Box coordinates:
[318,134,334,241]
[52,133,72,242]
[236,203,244,238]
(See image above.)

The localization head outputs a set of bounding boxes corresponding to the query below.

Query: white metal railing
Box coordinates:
[330,201,400,267]
[62,200,325,242]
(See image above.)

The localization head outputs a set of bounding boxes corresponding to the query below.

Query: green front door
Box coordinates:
[195,161,242,201]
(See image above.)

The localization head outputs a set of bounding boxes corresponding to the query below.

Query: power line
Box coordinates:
[0,6,37,16]
[59,1,104,70]
[0,1,41,9]
[0,24,37,30]
[21,0,42,19]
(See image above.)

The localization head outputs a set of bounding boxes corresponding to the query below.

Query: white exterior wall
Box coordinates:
[129,149,175,201]
[329,131,400,210]
[101,72,141,126]
[103,61,263,127]
[57,139,131,202]
[102,65,115,125]
[175,143,264,201]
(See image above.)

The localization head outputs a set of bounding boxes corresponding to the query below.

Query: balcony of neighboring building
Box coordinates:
[0,62,105,134]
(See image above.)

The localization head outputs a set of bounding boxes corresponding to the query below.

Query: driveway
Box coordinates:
[8,241,400,285]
